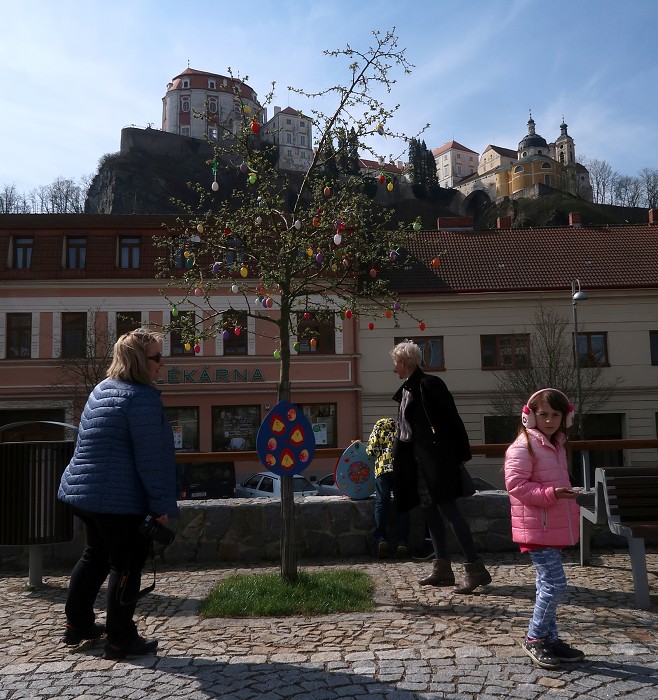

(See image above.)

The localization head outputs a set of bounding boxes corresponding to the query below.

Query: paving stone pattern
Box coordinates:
[1,550,656,699]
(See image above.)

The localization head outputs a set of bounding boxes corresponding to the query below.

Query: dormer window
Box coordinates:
[182,79,190,88]
[208,79,216,89]
[514,165,524,173]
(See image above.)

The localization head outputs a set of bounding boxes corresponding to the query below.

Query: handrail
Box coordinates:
[175,439,658,464]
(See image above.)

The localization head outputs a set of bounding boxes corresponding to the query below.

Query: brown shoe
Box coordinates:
[418,558,455,586]
[453,559,492,593]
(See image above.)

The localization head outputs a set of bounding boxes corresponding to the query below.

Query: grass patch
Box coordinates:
[200,569,375,617]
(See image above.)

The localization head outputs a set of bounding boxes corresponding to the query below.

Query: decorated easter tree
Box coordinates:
[155,29,425,582]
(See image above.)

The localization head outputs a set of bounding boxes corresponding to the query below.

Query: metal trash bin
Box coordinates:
[0,421,77,585]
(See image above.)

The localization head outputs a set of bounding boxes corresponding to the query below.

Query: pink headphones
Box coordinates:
[521,388,574,429]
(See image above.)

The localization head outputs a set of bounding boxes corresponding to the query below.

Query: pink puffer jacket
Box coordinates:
[504,429,579,548]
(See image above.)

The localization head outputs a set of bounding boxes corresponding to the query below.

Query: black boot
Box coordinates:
[418,558,455,586]
[453,559,492,593]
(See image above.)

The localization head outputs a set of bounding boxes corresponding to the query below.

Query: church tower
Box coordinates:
[552,118,576,165]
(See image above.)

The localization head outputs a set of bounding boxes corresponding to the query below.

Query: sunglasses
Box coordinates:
[147,352,163,363]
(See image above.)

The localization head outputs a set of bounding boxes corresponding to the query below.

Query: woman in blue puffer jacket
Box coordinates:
[58,328,178,660]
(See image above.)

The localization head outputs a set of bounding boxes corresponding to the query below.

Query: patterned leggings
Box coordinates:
[527,547,568,642]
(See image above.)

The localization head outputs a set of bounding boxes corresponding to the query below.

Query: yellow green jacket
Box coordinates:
[366,417,397,478]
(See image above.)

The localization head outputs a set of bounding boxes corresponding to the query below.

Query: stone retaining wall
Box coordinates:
[0,492,629,570]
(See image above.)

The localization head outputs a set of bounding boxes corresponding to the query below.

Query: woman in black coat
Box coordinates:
[391,340,491,593]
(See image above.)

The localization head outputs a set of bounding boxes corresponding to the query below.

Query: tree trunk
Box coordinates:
[277,300,297,583]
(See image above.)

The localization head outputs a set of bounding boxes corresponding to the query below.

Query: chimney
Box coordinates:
[649,209,658,225]
[497,216,512,229]
[274,106,281,115]
[569,212,582,228]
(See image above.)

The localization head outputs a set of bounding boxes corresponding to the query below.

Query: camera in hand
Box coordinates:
[139,515,175,546]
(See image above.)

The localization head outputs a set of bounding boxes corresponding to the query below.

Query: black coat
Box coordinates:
[392,368,472,511]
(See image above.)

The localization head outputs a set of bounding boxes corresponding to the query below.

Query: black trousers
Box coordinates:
[65,508,150,645]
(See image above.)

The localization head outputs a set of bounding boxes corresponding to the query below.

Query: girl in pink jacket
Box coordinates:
[504,388,583,670]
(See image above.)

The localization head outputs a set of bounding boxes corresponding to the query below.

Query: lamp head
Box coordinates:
[572,290,588,302]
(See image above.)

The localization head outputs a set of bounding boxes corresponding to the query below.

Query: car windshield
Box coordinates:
[292,477,315,492]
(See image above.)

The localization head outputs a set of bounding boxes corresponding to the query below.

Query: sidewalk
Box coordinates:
[1,549,656,699]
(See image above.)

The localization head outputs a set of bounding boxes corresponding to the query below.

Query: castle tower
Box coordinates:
[552,118,576,165]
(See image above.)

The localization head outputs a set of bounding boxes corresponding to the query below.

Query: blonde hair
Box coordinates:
[390,340,422,369]
[107,328,163,385]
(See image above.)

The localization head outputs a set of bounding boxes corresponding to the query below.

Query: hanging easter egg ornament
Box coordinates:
[183,251,191,259]
[385,309,392,319]
[222,329,230,340]
[234,327,241,336]
[387,181,394,192]
[240,162,249,174]
[393,301,401,311]
[312,217,320,227]
[376,123,385,135]
[184,342,191,351]
[307,246,314,257]
[368,322,375,331]
[389,250,397,260]
[413,218,422,231]
[194,287,202,297]
[171,307,179,317]
[255,215,262,225]
[194,343,201,354]
[273,349,281,360]
[316,252,324,263]
[211,180,219,191]
[231,284,239,294]
[378,174,386,184]
[334,233,342,245]
[345,309,353,319]
[256,400,315,476]
[369,268,378,279]
[293,342,300,352]
[248,173,257,185]
[432,257,440,269]
[240,266,248,277]
[196,223,204,234]
[310,338,317,348]
[419,322,426,331]
[213,261,221,273]
[323,186,331,196]
[266,297,274,308]
[251,118,260,134]
[303,312,311,320]
[294,219,302,230]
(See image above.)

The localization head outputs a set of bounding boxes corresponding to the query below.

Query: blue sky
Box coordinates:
[2,0,657,194]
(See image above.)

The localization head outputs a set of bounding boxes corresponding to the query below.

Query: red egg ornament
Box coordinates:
[369,268,378,278]
[345,309,353,319]
[432,257,440,269]
[368,322,374,331]
[419,322,426,331]
[251,118,260,134]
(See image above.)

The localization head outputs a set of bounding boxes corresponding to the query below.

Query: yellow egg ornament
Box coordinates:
[240,266,248,277]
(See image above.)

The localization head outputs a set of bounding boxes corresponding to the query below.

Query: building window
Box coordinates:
[6,313,31,358]
[208,127,218,140]
[297,403,337,447]
[171,247,185,269]
[541,162,552,169]
[300,120,305,126]
[119,236,140,269]
[165,407,199,451]
[181,97,190,112]
[286,119,292,125]
[544,174,551,186]
[222,311,247,355]
[170,310,196,355]
[514,165,524,173]
[211,405,261,451]
[296,312,335,354]
[180,126,190,137]
[61,312,87,358]
[483,415,518,444]
[182,79,189,88]
[575,332,609,367]
[481,334,530,369]
[12,237,33,269]
[116,311,142,339]
[286,133,292,144]
[226,238,244,265]
[66,237,87,269]
[650,331,658,365]
[394,336,444,370]
[208,80,216,89]
[300,135,306,146]
[208,100,217,113]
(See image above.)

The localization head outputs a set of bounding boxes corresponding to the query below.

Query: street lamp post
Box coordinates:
[571,279,591,490]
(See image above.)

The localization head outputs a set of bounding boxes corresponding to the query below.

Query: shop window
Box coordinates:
[481,334,530,369]
[296,403,337,447]
[394,336,444,370]
[296,312,335,354]
[574,332,609,367]
[61,312,87,358]
[170,310,196,355]
[119,236,140,269]
[222,311,247,355]
[211,405,261,451]
[116,311,142,339]
[649,331,658,365]
[12,236,33,269]
[6,313,31,359]
[66,236,87,269]
[226,238,244,264]
[165,407,199,451]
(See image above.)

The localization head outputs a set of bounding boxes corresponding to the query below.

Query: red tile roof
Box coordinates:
[388,223,658,294]
[432,140,479,157]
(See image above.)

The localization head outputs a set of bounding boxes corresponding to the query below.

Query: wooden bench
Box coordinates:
[579,466,658,609]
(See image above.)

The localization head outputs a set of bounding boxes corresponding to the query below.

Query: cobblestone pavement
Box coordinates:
[1,550,656,699]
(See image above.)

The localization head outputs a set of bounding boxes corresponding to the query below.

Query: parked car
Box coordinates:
[471,476,498,491]
[235,471,318,498]
[315,472,342,496]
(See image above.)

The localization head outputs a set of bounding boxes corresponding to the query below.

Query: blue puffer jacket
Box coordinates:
[58,378,179,517]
